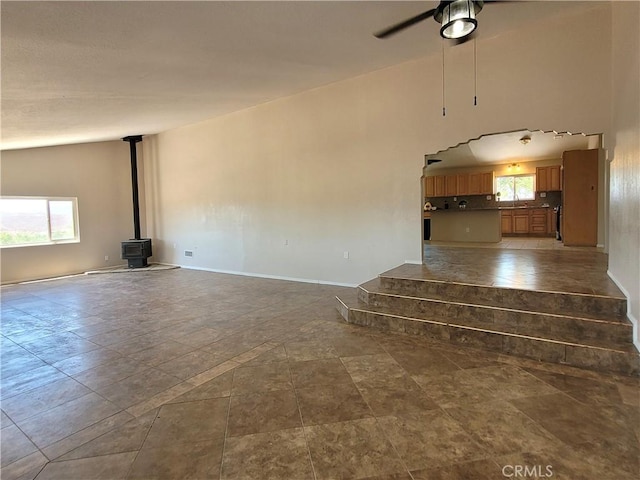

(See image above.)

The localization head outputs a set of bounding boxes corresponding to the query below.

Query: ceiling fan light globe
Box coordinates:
[439,0,478,39]
[441,18,477,39]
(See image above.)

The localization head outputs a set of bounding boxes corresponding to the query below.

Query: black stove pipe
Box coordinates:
[122,135,143,240]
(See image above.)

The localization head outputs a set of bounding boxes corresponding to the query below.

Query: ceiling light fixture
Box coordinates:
[437,0,482,40]
[508,163,521,170]
[519,135,532,145]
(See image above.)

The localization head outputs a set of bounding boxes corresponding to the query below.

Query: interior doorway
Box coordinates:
[421,129,606,262]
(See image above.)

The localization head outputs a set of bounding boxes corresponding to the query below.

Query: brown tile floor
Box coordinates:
[418,243,624,296]
[1,268,638,479]
[426,237,603,251]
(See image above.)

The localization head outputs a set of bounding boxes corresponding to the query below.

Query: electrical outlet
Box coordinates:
[343,251,349,259]
[184,250,193,257]
[284,239,289,246]
[453,196,457,201]
[486,195,492,200]
[465,227,470,233]
[104,255,109,261]
[540,192,547,198]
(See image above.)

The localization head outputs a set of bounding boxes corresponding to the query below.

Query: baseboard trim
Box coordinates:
[179,265,358,288]
[607,269,640,351]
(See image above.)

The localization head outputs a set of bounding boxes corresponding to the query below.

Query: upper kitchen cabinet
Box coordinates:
[536,165,562,192]
[457,174,469,195]
[481,172,494,195]
[425,171,494,197]
[434,175,446,197]
[445,175,457,196]
[424,176,435,198]
[469,172,494,195]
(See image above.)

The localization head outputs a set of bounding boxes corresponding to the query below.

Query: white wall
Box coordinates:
[0,141,135,283]
[608,1,640,346]
[144,5,613,286]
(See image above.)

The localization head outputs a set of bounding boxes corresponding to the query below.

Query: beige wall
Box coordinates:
[0,141,135,283]
[608,1,640,346]
[144,5,612,286]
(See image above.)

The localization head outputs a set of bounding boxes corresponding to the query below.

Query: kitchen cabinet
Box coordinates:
[501,211,513,234]
[434,175,445,197]
[502,208,555,236]
[549,166,561,191]
[529,208,547,234]
[468,173,481,194]
[457,174,469,195]
[513,213,530,234]
[481,172,494,194]
[536,165,562,192]
[445,175,457,196]
[466,172,494,195]
[424,176,435,198]
[425,171,493,197]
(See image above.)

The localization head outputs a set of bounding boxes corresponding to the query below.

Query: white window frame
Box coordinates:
[0,196,80,248]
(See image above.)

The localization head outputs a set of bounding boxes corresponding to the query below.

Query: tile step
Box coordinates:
[358,283,633,347]
[375,276,627,322]
[335,295,640,377]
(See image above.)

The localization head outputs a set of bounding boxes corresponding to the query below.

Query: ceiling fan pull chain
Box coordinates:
[442,41,446,117]
[473,37,478,106]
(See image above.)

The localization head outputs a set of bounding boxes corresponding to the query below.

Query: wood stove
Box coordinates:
[121,238,152,268]
[121,135,152,268]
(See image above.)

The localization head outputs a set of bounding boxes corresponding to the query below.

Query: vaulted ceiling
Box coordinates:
[1,1,598,150]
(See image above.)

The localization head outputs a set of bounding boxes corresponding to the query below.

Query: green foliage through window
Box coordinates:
[495,175,535,202]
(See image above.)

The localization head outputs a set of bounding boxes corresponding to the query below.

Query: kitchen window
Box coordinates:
[0,197,80,247]
[495,175,535,202]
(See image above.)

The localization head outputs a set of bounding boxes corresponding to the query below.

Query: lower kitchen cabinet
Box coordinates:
[513,213,530,234]
[501,208,554,236]
[501,211,513,234]
[529,209,547,234]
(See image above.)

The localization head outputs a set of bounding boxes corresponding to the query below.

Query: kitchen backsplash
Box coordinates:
[425,191,562,210]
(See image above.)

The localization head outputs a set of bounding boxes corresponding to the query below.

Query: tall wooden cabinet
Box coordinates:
[562,149,598,246]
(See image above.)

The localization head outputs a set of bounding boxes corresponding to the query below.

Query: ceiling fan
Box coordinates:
[374,0,490,43]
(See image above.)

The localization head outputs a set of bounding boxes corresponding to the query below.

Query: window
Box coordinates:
[495,175,535,202]
[0,197,79,247]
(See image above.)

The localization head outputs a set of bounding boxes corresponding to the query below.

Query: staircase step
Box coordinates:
[358,280,633,348]
[376,275,627,322]
[335,296,640,377]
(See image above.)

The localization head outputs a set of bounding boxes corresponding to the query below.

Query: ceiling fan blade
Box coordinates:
[374,8,437,39]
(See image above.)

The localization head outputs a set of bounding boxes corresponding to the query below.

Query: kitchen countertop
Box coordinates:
[428,205,551,213]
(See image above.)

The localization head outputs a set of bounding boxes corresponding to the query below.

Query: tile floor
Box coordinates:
[426,237,603,251]
[418,243,622,296]
[1,268,638,479]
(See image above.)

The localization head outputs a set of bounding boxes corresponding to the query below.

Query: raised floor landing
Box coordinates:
[337,245,637,376]
[414,245,624,298]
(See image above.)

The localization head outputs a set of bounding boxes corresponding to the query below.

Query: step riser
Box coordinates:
[379,276,627,320]
[360,289,632,346]
[342,306,639,377]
